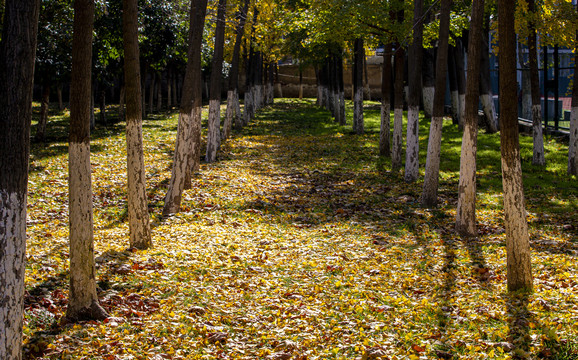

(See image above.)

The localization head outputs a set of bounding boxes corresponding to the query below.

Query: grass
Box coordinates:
[23,98,577,359]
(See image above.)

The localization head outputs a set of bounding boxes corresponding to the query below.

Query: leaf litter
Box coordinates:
[23,99,578,359]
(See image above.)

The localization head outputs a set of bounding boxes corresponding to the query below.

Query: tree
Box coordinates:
[499,0,533,292]
[353,37,364,135]
[392,42,405,170]
[0,0,40,357]
[527,0,545,166]
[206,0,227,163]
[570,22,578,176]
[66,0,109,321]
[163,0,208,216]
[224,0,249,137]
[455,0,485,236]
[404,0,424,183]
[479,15,498,133]
[123,0,152,249]
[379,40,393,157]
[421,0,452,207]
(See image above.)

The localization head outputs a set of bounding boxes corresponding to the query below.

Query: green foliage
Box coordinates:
[35,0,74,84]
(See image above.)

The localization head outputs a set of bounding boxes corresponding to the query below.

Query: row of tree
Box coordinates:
[0,0,279,357]
[1,0,577,358]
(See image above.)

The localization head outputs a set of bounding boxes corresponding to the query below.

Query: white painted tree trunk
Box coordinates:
[267,82,274,104]
[354,87,364,134]
[163,111,193,215]
[421,116,444,206]
[404,106,420,182]
[392,107,404,169]
[243,88,253,126]
[451,90,460,125]
[67,142,108,320]
[532,104,545,165]
[317,84,324,106]
[480,94,498,132]
[233,90,242,129]
[422,86,435,119]
[126,120,152,249]
[455,123,478,236]
[1,192,27,360]
[569,105,578,175]
[206,99,221,162]
[224,90,235,139]
[380,101,391,156]
[521,71,532,120]
[458,93,466,129]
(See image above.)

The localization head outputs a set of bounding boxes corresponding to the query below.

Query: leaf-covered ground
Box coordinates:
[24,99,578,359]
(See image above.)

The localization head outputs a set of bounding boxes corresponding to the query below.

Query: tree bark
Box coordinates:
[405,0,424,182]
[456,0,485,237]
[421,0,451,207]
[569,25,578,176]
[0,0,40,358]
[380,42,393,157]
[353,38,364,134]
[123,0,152,249]
[118,84,126,122]
[448,45,460,125]
[66,0,109,322]
[163,0,208,216]
[225,0,249,138]
[206,0,227,163]
[528,0,545,166]
[454,39,467,129]
[422,47,435,119]
[392,44,405,170]
[499,0,533,293]
[479,17,498,133]
[34,84,51,142]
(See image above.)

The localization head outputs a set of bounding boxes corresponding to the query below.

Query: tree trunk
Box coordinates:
[206,0,227,163]
[421,0,451,207]
[0,1,39,358]
[90,83,95,130]
[57,83,64,110]
[456,0,485,237]
[405,0,424,183]
[448,45,460,125]
[163,0,208,216]
[498,0,533,293]
[454,39,466,129]
[225,0,248,136]
[149,71,155,114]
[479,17,498,133]
[34,84,50,142]
[353,38,364,134]
[528,0,545,166]
[338,50,346,125]
[123,0,152,249]
[569,25,578,176]
[380,42,393,157]
[167,67,172,109]
[363,54,371,101]
[66,0,109,322]
[392,44,405,170]
[519,40,532,121]
[422,47,435,119]
[118,84,126,122]
[99,88,106,124]
[156,72,162,111]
